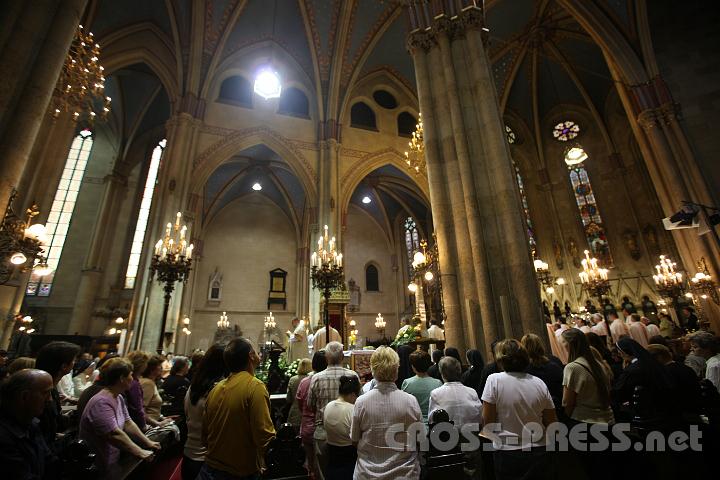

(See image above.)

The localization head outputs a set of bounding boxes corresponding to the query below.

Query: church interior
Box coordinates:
[0,1,719,479]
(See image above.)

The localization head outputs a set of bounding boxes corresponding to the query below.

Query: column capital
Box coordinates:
[406,29,436,55]
[637,104,681,131]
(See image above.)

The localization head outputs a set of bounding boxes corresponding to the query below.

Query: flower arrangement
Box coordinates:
[391,325,417,347]
[284,358,301,378]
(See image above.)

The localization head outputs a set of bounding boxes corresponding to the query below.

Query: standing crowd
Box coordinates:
[1,316,719,480]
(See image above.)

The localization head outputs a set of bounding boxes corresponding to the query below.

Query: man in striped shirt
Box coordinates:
[307,341,357,479]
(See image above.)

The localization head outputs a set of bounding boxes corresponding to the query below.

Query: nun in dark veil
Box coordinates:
[395,344,414,388]
[461,349,485,397]
[612,337,676,423]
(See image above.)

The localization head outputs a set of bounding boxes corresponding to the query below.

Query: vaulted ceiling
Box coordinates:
[86,0,637,130]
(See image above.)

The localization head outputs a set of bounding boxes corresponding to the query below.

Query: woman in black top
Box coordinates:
[461,349,485,397]
[521,334,564,409]
[162,357,191,415]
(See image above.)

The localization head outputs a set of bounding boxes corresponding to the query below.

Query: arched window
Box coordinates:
[26,129,93,296]
[373,90,398,109]
[404,217,420,278]
[350,102,377,130]
[278,87,309,117]
[124,139,166,289]
[566,147,612,265]
[397,112,417,137]
[218,76,253,106]
[365,264,379,292]
[513,163,537,257]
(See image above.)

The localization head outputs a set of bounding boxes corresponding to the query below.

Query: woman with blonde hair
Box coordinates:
[286,357,312,430]
[351,346,422,479]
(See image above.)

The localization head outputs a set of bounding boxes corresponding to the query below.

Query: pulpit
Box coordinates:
[320,287,350,339]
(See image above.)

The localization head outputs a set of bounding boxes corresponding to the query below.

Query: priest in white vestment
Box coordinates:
[286,317,306,362]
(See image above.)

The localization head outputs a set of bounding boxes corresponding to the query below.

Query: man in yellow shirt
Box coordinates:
[200,338,275,479]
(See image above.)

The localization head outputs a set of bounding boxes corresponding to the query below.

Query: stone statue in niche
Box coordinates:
[553,239,564,270]
[642,224,661,257]
[623,229,642,261]
[347,278,361,313]
[208,268,222,302]
[567,237,581,268]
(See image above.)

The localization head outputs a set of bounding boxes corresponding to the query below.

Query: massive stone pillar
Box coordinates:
[68,171,129,335]
[128,112,201,352]
[0,0,88,216]
[407,4,544,355]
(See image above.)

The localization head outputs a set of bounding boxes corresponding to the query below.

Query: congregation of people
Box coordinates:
[1,306,719,480]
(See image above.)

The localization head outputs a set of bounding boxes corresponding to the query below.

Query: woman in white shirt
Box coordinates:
[481,339,557,480]
[323,375,361,479]
[72,359,95,398]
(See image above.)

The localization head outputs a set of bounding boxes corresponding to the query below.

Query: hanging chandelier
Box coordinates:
[404,113,426,175]
[51,24,111,123]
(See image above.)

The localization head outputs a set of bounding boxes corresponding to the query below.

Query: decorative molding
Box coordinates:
[194,125,317,182]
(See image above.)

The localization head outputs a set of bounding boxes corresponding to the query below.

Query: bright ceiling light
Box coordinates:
[10,252,27,265]
[33,262,53,277]
[25,223,47,239]
[564,146,588,166]
[408,282,418,293]
[546,286,555,294]
[424,271,434,281]
[556,277,566,285]
[361,196,371,204]
[253,68,282,100]
[412,251,426,267]
[252,182,262,191]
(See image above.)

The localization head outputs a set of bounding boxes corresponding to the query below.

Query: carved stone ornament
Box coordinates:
[567,237,581,269]
[553,238,564,270]
[622,229,642,261]
[406,30,436,54]
[642,224,661,257]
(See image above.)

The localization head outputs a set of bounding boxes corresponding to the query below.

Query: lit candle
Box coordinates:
[324,225,328,243]
[187,244,193,259]
[176,211,182,228]
[337,253,343,267]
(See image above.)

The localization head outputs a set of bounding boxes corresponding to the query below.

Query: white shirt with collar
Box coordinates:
[428,381,482,426]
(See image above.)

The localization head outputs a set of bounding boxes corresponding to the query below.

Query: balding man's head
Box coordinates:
[0,369,53,420]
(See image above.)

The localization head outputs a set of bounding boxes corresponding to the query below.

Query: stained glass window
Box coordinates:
[505,125,516,144]
[567,149,612,266]
[124,139,166,289]
[513,163,537,257]
[26,129,93,296]
[553,120,580,142]
[404,217,420,278]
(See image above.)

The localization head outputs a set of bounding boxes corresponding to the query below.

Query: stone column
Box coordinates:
[129,113,200,352]
[0,0,88,216]
[68,171,129,334]
[408,34,465,352]
[461,16,544,339]
[406,5,544,354]
[19,113,76,219]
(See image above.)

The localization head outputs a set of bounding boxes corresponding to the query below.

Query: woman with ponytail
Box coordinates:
[560,328,614,425]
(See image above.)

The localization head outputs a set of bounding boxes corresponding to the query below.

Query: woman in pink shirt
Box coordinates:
[296,350,327,479]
